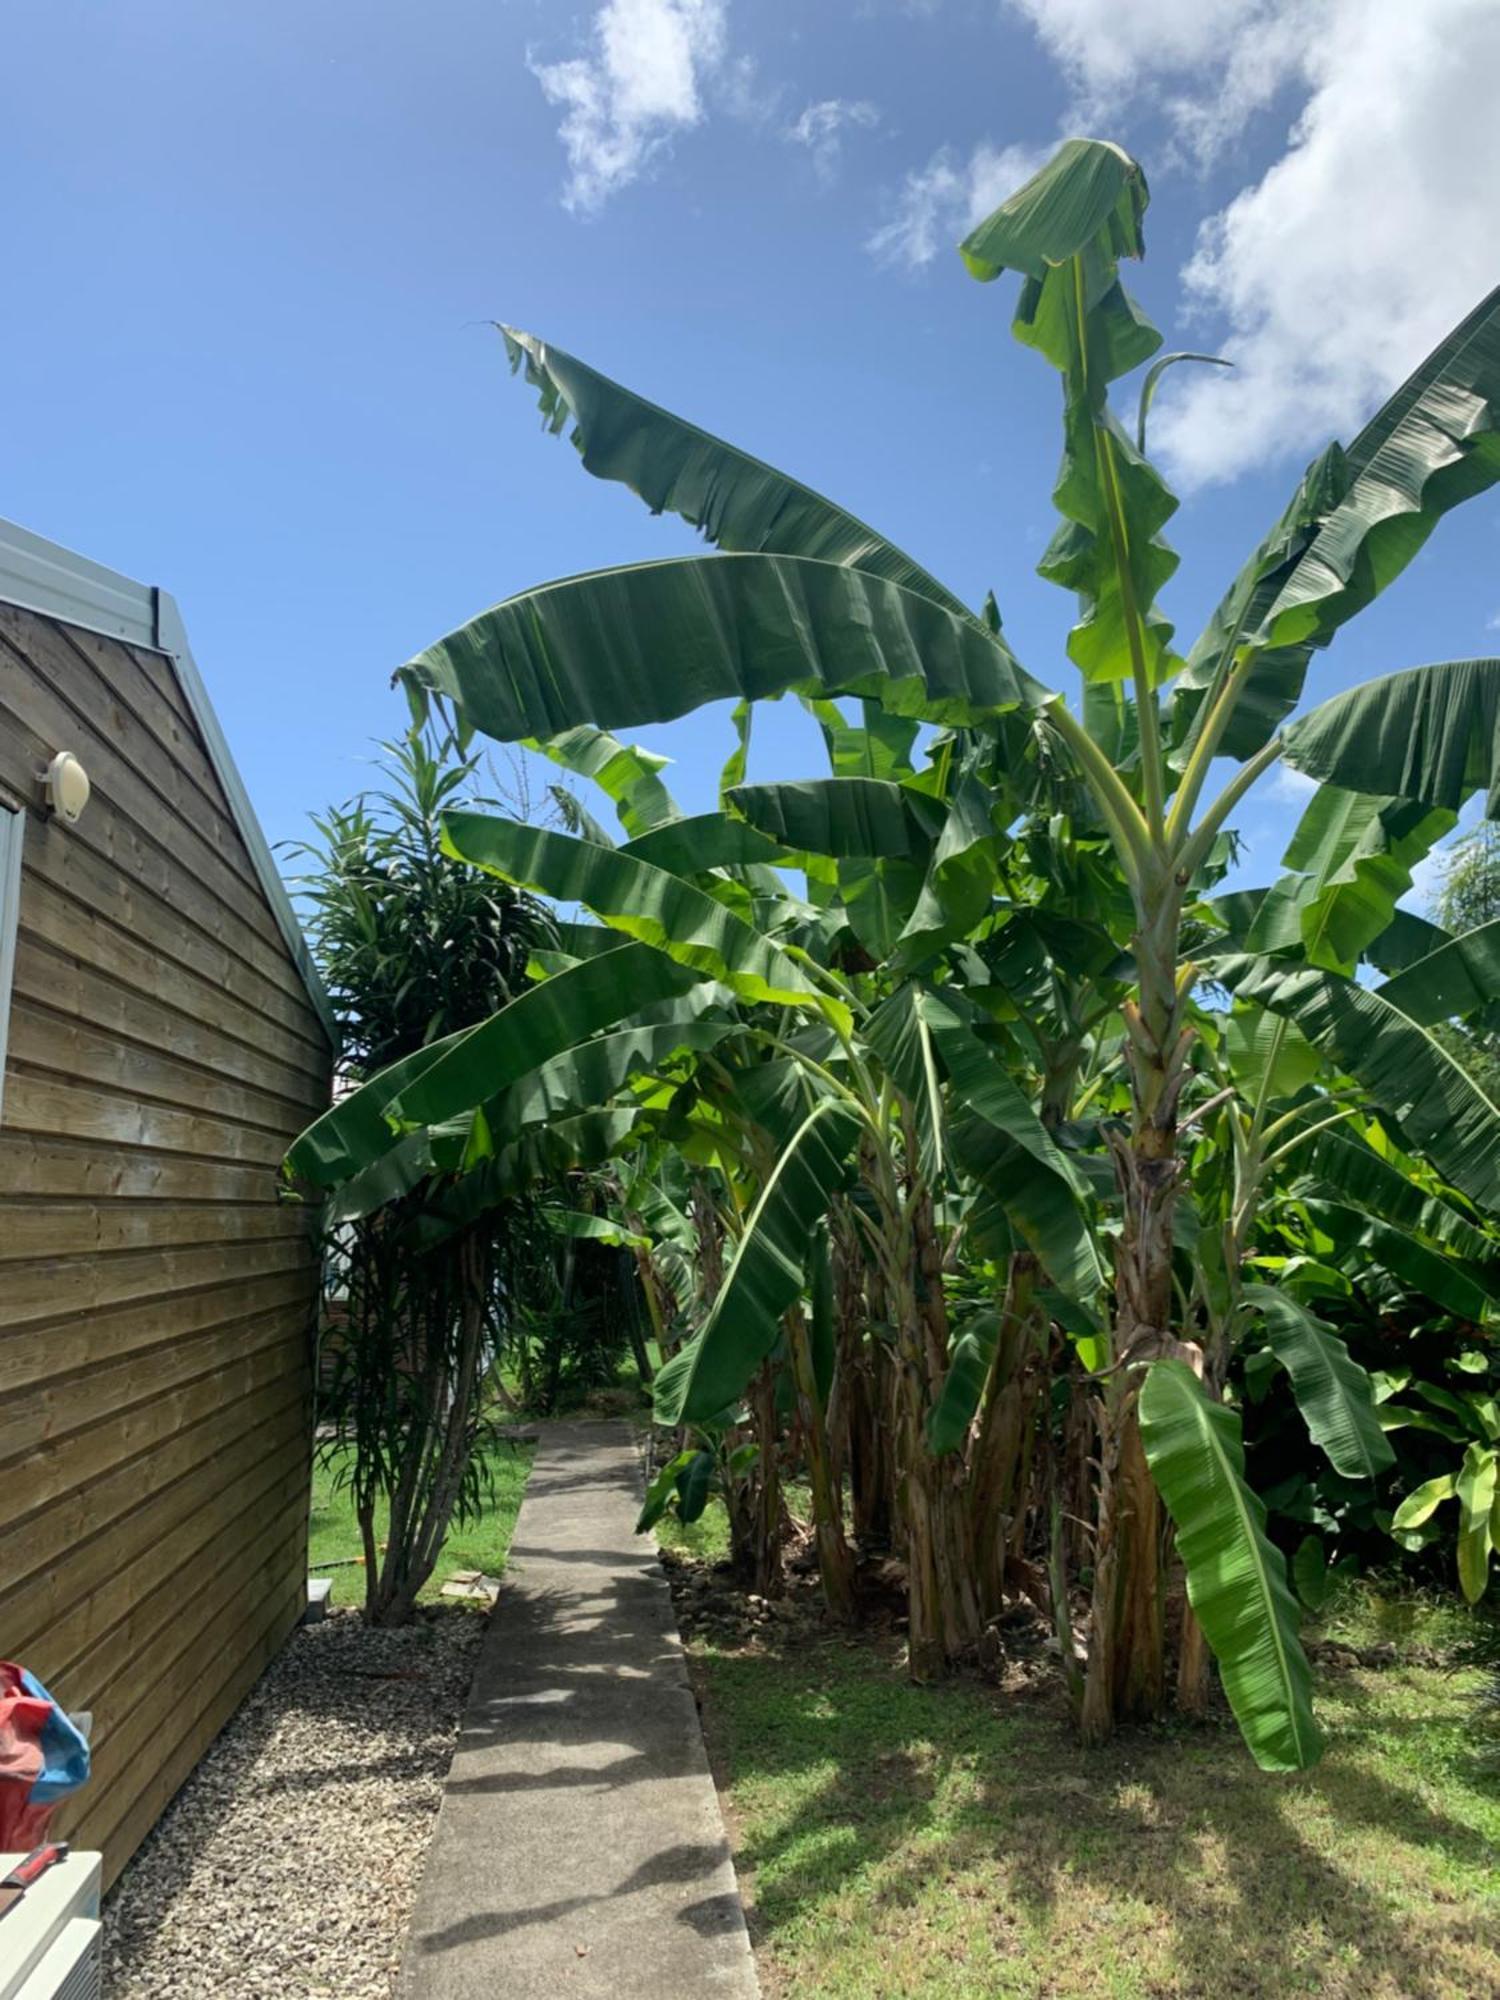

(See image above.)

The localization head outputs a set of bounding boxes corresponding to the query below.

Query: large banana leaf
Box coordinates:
[483,1016,733,1145]
[801,695,921,781]
[442,810,831,1017]
[1281,658,1500,815]
[1244,1284,1395,1480]
[897,771,1004,967]
[1300,1128,1496,1264]
[654,1096,863,1425]
[545,1209,650,1250]
[960,137,1146,283]
[501,325,972,617]
[1139,1359,1322,1771]
[1216,955,1500,1211]
[288,1030,470,1187]
[1299,1200,1494,1322]
[379,946,706,1152]
[726,777,940,859]
[400,553,1048,745]
[413,1107,647,1245]
[619,812,795,877]
[1245,787,1455,974]
[928,1308,1001,1456]
[1456,1442,1499,1603]
[1362,907,1451,975]
[1176,288,1500,759]
[1220,1005,1321,1101]
[325,1131,436,1224]
[864,984,946,1188]
[962,141,1177,689]
[918,989,1106,1301]
[729,774,940,960]
[1375,917,1500,1027]
[529,724,680,838]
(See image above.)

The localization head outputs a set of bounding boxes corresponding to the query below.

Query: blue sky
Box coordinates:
[4,0,1498,899]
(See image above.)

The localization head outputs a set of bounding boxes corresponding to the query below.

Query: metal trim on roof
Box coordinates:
[0,516,336,1043]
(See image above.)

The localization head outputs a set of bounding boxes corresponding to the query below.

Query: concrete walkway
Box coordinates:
[400,1420,760,1998]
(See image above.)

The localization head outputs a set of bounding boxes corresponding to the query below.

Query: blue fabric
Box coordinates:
[18,1669,90,1805]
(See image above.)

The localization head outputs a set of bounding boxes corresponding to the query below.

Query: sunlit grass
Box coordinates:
[307,1441,533,1608]
[685,1586,1500,1999]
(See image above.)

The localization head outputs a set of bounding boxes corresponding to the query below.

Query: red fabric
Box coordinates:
[0,1669,54,1848]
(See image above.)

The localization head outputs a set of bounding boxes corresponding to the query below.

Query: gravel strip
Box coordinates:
[103,1607,485,1999]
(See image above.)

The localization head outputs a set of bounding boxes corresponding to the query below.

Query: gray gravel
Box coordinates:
[103,1608,485,1999]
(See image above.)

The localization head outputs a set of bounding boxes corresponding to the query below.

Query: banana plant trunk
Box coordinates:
[968,1252,1042,1623]
[1082,884,1190,1739]
[748,1361,785,1599]
[786,1304,858,1621]
[891,1190,981,1679]
[830,1203,893,1547]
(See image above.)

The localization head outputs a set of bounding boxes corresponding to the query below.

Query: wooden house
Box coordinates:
[0,518,333,1884]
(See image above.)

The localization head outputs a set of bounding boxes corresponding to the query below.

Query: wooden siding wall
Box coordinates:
[0,600,330,1886]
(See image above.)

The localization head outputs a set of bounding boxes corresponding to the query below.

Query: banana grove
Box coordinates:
[287,139,1500,1771]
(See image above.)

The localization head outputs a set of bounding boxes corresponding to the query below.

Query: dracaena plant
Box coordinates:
[288,138,1500,1769]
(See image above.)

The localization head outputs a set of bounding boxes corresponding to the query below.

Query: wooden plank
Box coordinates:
[0,1388,306,1657]
[0,1304,313,1470]
[89,1575,306,1889]
[0,1376,308,1608]
[60,623,250,844]
[8,995,319,1136]
[4,1415,308,1672]
[62,1454,309,1699]
[0,1261,309,1395]
[0,1337,307,1579]
[0,1234,311,1334]
[1,1069,292,1167]
[66,1558,305,1885]
[70,1550,304,1853]
[126,641,198,734]
[18,819,326,1060]
[17,862,327,1079]
[12,930,328,1111]
[0,1130,297,1206]
[84,1488,306,1727]
[0,1196,306,1263]
[0,605,284,954]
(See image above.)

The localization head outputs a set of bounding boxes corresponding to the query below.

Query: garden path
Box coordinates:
[399,1419,759,1998]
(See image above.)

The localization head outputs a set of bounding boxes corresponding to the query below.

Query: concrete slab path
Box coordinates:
[400,1420,760,1999]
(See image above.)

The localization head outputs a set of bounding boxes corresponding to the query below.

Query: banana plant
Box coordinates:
[1389,1381,1500,1604]
[297,138,1500,1769]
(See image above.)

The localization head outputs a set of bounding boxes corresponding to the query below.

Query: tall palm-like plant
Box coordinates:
[292,725,554,1622]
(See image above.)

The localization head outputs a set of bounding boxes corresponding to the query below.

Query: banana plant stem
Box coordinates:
[1177,736,1285,881]
[1043,697,1154,887]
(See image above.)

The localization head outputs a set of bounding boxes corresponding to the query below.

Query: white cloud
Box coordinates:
[868,140,1048,269]
[1270,764,1318,805]
[991,1,1500,487]
[1005,0,1278,100]
[531,0,729,213]
[786,98,880,183]
[1154,0,1500,488]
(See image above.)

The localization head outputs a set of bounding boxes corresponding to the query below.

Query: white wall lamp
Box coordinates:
[42,751,91,825]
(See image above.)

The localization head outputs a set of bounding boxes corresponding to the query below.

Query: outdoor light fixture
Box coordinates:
[42,751,91,825]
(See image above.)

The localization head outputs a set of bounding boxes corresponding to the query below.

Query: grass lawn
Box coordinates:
[308,1440,533,1608]
[678,1564,1500,1999]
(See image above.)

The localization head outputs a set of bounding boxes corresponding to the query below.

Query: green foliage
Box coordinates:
[287,133,1500,1750]
[294,725,556,1624]
[1140,1360,1322,1771]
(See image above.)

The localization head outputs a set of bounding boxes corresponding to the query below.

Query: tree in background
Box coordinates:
[292,724,553,1623]
[1437,821,1500,935]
